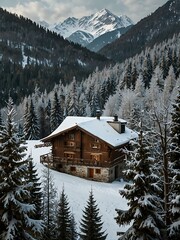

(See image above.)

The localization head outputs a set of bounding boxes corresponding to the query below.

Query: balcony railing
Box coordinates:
[40,153,124,168]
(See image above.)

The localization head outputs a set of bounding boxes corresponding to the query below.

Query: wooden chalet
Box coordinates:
[40,113,137,182]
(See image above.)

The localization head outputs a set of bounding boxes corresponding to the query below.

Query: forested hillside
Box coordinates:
[1,32,178,139]
[0,8,111,108]
[0,31,179,240]
[0,1,180,239]
[99,0,180,62]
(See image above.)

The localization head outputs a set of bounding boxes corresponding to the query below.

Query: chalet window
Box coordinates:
[66,141,75,147]
[92,139,100,149]
[64,152,74,159]
[95,169,101,174]
[67,154,73,159]
[91,154,101,161]
[92,143,100,149]
[70,166,76,172]
[69,133,75,140]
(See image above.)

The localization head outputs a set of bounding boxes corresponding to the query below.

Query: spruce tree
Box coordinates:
[67,77,79,116]
[0,97,43,240]
[79,190,107,240]
[50,91,63,132]
[115,128,164,240]
[70,213,78,240]
[41,167,58,240]
[168,87,180,239]
[26,155,42,220]
[23,98,40,140]
[0,109,3,130]
[56,187,71,240]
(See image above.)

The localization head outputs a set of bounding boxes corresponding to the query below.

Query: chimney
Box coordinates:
[108,115,127,133]
[114,114,118,122]
[96,110,101,120]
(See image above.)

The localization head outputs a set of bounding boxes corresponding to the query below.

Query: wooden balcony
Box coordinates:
[40,153,124,168]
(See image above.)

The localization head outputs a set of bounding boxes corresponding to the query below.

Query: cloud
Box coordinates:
[6,0,94,23]
[4,0,166,24]
[119,0,166,22]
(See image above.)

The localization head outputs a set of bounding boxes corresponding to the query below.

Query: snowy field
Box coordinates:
[27,140,129,240]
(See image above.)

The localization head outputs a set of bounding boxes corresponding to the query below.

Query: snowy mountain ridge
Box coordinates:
[39,8,133,46]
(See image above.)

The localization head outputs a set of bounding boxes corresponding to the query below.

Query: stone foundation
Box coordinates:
[53,162,125,182]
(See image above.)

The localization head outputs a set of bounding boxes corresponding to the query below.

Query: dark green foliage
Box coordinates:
[27,156,42,220]
[168,87,180,239]
[0,98,43,239]
[0,110,3,130]
[99,0,180,62]
[115,129,164,240]
[66,78,79,116]
[50,91,63,131]
[0,7,111,108]
[23,99,40,140]
[89,94,100,117]
[39,98,51,138]
[56,187,71,240]
[41,168,58,240]
[99,77,116,110]
[70,214,78,240]
[142,54,153,88]
[123,63,132,89]
[79,190,107,240]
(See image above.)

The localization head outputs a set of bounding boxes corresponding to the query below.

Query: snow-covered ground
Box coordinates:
[27,140,129,240]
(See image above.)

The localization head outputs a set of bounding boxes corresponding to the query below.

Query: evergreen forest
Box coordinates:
[0,0,180,239]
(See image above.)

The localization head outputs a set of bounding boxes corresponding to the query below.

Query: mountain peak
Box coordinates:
[92,8,117,21]
[63,17,78,24]
[49,9,133,38]
[97,8,112,15]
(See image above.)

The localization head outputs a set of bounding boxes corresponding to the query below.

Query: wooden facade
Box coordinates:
[41,126,127,182]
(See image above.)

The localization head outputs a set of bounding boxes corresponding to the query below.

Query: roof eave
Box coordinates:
[41,126,77,142]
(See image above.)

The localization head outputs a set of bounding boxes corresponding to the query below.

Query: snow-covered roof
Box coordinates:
[42,116,138,148]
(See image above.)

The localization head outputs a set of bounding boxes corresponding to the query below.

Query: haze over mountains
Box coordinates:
[39,9,133,50]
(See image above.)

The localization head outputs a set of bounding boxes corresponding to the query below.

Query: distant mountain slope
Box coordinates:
[43,9,133,47]
[99,0,180,62]
[86,25,132,52]
[0,8,112,107]
[67,31,94,46]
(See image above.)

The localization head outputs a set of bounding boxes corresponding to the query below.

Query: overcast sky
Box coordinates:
[1,0,168,24]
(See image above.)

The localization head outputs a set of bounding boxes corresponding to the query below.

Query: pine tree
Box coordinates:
[41,167,58,240]
[45,98,51,135]
[23,100,29,129]
[50,91,63,132]
[168,87,180,239]
[123,62,132,88]
[79,190,107,240]
[26,155,42,220]
[56,187,71,240]
[70,213,78,240]
[66,77,79,116]
[0,97,43,240]
[115,127,164,240]
[89,93,100,117]
[142,53,153,88]
[23,98,40,140]
[0,109,3,128]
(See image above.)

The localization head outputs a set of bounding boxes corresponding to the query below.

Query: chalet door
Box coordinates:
[115,165,119,179]
[88,168,94,178]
